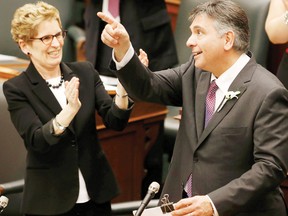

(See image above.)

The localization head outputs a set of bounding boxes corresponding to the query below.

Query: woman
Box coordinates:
[265,0,288,89]
[3,1,147,216]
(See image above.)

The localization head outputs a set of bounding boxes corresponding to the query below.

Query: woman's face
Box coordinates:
[25,19,64,72]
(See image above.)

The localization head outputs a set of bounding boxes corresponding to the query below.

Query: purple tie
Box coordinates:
[184,81,218,197]
[184,174,193,197]
[205,80,218,127]
[108,0,120,18]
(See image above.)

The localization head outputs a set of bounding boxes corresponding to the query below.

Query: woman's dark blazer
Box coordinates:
[3,61,133,215]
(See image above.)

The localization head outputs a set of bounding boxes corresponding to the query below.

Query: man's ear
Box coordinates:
[223,31,235,51]
[18,39,30,56]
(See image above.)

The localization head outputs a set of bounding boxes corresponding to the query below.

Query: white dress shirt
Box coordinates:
[48,78,90,203]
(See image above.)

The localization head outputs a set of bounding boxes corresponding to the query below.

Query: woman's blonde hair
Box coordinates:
[11,1,62,43]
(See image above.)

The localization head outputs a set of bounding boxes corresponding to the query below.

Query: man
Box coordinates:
[98,0,288,215]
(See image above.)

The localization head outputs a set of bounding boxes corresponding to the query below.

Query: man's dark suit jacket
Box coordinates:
[84,0,178,75]
[115,52,288,216]
[3,61,133,215]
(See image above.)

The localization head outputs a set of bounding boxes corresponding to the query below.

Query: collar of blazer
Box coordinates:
[195,54,256,148]
[24,62,75,115]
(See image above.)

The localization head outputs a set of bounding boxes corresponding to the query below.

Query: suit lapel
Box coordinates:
[195,71,210,139]
[198,85,247,145]
[196,55,255,147]
[25,63,62,115]
[25,62,76,116]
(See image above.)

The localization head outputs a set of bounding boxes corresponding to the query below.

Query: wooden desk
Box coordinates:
[0,61,167,203]
[0,57,28,79]
[0,66,20,79]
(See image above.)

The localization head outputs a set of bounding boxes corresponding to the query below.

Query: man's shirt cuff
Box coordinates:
[112,43,134,70]
[206,195,219,216]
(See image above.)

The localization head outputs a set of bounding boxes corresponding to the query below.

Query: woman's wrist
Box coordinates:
[116,91,128,98]
[54,116,68,131]
[52,118,65,135]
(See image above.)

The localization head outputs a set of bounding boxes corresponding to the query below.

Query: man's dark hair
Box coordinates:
[189,0,250,53]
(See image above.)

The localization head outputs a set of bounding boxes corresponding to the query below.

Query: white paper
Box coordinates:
[133,206,172,216]
[100,75,118,86]
[0,54,18,61]
[104,84,117,91]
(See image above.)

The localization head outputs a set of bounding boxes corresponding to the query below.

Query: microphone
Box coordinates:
[135,181,160,216]
[0,196,9,214]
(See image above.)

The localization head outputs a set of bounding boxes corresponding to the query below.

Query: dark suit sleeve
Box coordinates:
[3,80,60,153]
[115,53,188,106]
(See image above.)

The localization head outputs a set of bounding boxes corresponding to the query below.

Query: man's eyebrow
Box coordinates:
[191,24,202,29]
[191,25,203,31]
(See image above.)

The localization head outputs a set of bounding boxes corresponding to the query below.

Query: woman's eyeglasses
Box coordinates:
[30,30,67,45]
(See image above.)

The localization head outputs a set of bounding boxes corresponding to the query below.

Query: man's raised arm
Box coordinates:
[97,12,131,62]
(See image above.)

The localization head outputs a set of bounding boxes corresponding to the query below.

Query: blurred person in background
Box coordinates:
[265,0,288,89]
[83,0,178,77]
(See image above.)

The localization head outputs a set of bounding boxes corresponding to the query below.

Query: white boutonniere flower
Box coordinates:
[217,90,241,112]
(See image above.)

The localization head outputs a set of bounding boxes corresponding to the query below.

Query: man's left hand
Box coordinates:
[171,195,213,216]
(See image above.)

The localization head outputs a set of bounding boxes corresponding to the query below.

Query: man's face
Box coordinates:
[186,14,227,74]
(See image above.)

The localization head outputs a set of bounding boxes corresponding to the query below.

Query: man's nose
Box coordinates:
[186,35,196,48]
